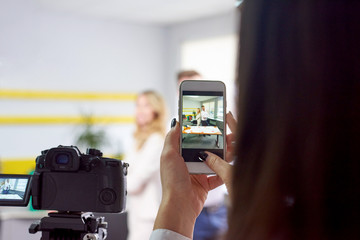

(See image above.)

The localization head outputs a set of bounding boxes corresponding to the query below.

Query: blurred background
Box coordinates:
[0,0,238,239]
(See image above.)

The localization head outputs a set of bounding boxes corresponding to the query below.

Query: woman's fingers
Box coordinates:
[164,120,180,151]
[161,121,183,167]
[226,112,237,133]
[205,152,231,180]
[207,175,224,191]
[225,112,237,163]
[226,133,235,146]
[226,133,235,162]
[204,151,233,197]
[160,121,189,192]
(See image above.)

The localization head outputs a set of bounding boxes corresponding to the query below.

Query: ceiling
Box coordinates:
[185,96,219,102]
[36,0,236,25]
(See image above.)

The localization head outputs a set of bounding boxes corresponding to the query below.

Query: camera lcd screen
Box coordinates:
[0,174,31,206]
[181,91,224,162]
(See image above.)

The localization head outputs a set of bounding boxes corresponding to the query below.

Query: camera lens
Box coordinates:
[55,154,70,164]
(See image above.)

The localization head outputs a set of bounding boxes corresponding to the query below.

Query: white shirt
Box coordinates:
[150,229,190,240]
[201,110,209,121]
[4,181,11,190]
[125,133,165,240]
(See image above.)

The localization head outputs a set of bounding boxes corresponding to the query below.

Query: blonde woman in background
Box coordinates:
[196,108,201,126]
[125,90,167,240]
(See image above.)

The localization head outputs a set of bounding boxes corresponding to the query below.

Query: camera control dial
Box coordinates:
[87,148,103,157]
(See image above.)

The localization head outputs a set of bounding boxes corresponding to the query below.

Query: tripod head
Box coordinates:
[29,211,108,240]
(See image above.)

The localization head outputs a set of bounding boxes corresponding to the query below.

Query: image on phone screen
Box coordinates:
[181,90,224,162]
[0,176,30,201]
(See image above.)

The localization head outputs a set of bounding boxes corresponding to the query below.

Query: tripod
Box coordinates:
[29,211,108,240]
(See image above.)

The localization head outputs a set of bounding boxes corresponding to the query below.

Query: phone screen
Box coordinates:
[181,90,225,162]
[0,174,31,206]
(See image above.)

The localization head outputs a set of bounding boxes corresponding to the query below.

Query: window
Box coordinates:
[209,101,215,118]
[217,99,223,119]
[181,34,238,115]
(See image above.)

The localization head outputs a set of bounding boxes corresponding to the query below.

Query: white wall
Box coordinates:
[0,0,239,164]
[0,0,166,92]
[183,99,201,109]
[183,98,201,116]
[163,10,239,118]
[0,0,166,160]
[0,2,239,239]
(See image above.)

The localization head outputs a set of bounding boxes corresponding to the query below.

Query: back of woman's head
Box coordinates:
[230,1,360,239]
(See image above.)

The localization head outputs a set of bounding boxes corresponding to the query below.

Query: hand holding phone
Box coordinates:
[155,112,235,237]
[179,80,226,174]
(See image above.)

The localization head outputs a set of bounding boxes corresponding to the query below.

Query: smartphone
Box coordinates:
[0,174,32,206]
[179,80,226,174]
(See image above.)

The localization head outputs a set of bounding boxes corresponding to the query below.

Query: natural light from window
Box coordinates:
[181,34,238,117]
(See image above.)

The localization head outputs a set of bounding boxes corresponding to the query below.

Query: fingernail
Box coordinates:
[171,118,176,128]
[198,151,208,162]
[229,111,234,117]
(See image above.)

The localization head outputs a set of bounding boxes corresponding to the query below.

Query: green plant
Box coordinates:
[75,114,107,150]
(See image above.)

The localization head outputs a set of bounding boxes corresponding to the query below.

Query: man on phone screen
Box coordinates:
[177,70,228,240]
[200,105,209,126]
[1,179,12,194]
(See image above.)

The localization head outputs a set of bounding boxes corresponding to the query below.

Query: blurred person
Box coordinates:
[176,70,228,240]
[177,70,202,84]
[200,105,209,126]
[175,70,202,121]
[196,108,201,126]
[151,1,360,240]
[1,179,12,194]
[125,90,167,240]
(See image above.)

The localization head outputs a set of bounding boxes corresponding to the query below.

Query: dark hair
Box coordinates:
[177,70,201,81]
[229,1,360,239]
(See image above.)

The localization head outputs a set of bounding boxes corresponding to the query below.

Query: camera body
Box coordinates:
[31,145,128,213]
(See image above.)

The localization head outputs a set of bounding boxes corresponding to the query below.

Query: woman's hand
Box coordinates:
[154,122,211,238]
[153,112,237,238]
[204,112,237,199]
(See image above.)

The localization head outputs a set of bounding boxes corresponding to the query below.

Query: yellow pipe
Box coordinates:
[0,155,124,174]
[0,89,137,101]
[0,116,135,125]
[0,159,35,174]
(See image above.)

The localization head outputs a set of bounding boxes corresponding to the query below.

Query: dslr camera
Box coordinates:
[0,145,129,213]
